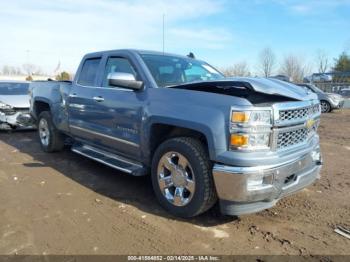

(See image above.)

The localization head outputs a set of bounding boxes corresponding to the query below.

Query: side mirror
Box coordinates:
[107,72,143,90]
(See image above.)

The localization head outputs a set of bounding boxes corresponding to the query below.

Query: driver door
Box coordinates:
[86,55,146,159]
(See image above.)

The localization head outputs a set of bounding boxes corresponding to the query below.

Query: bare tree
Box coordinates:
[316,50,329,73]
[2,65,11,75]
[22,64,41,75]
[279,54,310,83]
[221,62,251,77]
[1,65,23,75]
[258,47,276,77]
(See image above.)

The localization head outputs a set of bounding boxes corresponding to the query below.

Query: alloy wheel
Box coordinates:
[157,152,195,207]
[321,101,330,113]
[39,118,50,146]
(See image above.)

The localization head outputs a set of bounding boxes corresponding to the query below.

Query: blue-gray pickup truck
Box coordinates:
[29,49,323,217]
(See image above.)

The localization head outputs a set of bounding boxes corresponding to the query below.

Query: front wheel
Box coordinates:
[320,100,331,113]
[151,137,217,218]
[37,111,64,152]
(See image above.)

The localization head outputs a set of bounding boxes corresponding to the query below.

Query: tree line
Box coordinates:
[2,50,350,83]
[221,48,350,83]
[0,63,72,81]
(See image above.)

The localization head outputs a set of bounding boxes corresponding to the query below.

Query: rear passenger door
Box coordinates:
[68,56,104,144]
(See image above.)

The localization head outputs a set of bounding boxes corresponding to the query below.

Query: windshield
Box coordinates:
[141,54,224,87]
[0,83,29,95]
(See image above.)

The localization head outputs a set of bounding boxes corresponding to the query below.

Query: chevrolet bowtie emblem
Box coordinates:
[306,119,315,129]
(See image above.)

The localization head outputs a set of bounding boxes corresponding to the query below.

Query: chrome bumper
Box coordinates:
[213,146,322,215]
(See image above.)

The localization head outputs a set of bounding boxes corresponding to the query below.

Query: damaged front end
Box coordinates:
[169,77,322,215]
[167,77,317,103]
[0,104,35,130]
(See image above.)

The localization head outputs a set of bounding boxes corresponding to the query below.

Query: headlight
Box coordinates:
[230,133,270,149]
[230,108,272,150]
[329,95,340,101]
[231,110,271,125]
[0,101,15,115]
[0,101,12,110]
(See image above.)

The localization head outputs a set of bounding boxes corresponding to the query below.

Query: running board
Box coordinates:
[71,144,147,176]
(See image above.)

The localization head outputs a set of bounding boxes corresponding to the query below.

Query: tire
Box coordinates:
[320,100,331,113]
[37,111,64,152]
[151,137,217,218]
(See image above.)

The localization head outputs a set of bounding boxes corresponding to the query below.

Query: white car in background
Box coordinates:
[0,81,35,130]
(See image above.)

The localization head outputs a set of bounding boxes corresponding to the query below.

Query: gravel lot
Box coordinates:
[0,110,349,255]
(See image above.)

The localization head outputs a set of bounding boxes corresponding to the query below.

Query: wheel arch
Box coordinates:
[33,98,52,119]
[147,121,215,164]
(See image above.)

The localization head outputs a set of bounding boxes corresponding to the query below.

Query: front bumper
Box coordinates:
[212,145,322,215]
[330,99,344,109]
[0,110,35,130]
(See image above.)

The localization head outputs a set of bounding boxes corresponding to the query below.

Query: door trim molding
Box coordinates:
[70,125,140,148]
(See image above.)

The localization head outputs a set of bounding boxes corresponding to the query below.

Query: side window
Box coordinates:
[103,57,137,87]
[77,58,101,86]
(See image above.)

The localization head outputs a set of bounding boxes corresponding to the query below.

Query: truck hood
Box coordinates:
[168,77,317,101]
[0,95,30,108]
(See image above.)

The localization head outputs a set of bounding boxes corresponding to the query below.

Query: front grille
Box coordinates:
[279,104,320,123]
[277,128,309,149]
[276,119,319,150]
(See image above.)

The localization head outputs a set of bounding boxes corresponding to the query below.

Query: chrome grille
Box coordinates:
[276,119,319,150]
[277,128,308,149]
[279,104,320,123]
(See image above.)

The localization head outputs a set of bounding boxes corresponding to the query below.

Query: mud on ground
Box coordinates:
[0,110,349,255]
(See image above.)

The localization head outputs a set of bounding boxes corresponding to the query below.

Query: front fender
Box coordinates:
[145,104,229,161]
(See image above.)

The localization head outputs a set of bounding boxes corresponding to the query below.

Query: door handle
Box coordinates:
[69,93,77,98]
[93,96,104,102]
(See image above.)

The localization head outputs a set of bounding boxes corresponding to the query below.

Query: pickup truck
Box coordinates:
[29,49,323,218]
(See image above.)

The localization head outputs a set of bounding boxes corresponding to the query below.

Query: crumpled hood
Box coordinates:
[169,77,317,101]
[227,77,317,101]
[0,95,30,108]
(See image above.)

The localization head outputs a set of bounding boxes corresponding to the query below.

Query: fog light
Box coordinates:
[311,150,321,162]
[247,176,263,188]
[247,173,274,190]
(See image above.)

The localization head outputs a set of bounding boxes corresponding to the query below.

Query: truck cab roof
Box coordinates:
[83,49,200,61]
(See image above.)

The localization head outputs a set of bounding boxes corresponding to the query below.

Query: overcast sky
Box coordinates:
[0,0,349,74]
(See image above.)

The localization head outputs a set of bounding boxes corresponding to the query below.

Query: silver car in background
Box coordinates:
[0,81,35,130]
[297,83,344,113]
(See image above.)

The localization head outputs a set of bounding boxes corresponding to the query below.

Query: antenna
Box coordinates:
[162,14,165,54]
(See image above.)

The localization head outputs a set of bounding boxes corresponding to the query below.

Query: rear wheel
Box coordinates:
[320,100,331,113]
[38,111,64,152]
[151,137,217,217]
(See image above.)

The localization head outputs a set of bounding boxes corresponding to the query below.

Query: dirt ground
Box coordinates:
[0,110,349,255]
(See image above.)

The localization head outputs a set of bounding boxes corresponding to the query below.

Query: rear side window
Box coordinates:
[77,58,101,86]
